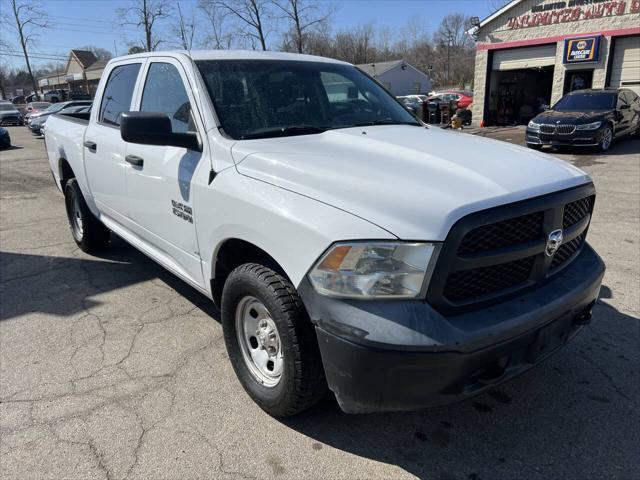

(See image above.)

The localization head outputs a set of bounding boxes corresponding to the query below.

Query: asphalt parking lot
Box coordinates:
[1,125,638,480]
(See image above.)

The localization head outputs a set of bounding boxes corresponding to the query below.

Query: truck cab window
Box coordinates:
[99,63,141,127]
[140,63,195,134]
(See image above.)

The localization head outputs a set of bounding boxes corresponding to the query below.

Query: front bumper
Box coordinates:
[299,244,605,413]
[526,127,604,147]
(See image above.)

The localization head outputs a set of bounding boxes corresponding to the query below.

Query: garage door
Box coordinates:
[493,44,557,71]
[609,36,640,95]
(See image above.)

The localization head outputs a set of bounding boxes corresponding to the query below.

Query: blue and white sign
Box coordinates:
[563,36,602,64]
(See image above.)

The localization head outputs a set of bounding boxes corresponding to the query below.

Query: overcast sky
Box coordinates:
[2,0,496,70]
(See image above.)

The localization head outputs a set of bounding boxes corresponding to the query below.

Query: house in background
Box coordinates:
[357,60,433,96]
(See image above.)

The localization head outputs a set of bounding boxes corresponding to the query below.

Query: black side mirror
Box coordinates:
[619,104,630,110]
[120,111,201,151]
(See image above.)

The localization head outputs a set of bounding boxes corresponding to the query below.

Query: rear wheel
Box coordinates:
[221,263,326,417]
[598,125,613,152]
[64,179,110,253]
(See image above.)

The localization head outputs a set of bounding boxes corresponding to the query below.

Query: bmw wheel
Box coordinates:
[598,125,613,152]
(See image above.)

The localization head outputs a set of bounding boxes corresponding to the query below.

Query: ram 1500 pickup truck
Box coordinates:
[45,51,605,416]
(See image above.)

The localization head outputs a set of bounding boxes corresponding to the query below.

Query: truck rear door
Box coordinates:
[85,60,144,226]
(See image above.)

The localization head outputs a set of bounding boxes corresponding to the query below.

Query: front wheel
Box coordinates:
[64,179,110,253]
[598,125,613,152]
[221,263,326,417]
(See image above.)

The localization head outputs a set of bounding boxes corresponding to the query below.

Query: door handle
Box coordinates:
[83,140,97,152]
[125,154,144,167]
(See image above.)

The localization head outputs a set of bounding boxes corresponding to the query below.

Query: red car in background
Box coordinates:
[428,91,473,109]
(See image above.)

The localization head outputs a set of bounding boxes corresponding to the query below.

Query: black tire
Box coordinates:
[527,143,543,150]
[598,124,613,152]
[64,178,110,253]
[221,263,326,417]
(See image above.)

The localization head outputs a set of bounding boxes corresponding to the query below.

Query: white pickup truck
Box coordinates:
[45,51,605,416]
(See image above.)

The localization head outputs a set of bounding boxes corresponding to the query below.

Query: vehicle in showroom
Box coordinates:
[526,88,640,152]
[0,126,11,148]
[44,51,604,416]
[0,101,23,125]
[29,100,92,135]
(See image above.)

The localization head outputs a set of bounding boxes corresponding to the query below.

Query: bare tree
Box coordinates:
[274,0,331,54]
[5,0,49,96]
[433,13,474,87]
[334,24,376,65]
[0,64,9,99]
[172,2,196,50]
[117,0,171,52]
[217,0,272,51]
[199,0,232,49]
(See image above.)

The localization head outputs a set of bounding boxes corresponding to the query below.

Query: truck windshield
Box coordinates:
[553,92,616,111]
[196,59,420,139]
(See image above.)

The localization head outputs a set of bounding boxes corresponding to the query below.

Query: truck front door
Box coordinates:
[124,58,206,288]
[85,61,143,226]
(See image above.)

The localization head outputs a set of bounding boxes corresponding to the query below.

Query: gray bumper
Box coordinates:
[299,244,605,412]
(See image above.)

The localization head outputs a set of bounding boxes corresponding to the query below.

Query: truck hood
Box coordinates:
[232,125,590,240]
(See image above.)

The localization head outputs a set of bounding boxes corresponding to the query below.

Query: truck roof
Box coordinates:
[109,49,350,66]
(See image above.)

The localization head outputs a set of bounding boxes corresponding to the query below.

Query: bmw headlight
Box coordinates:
[576,121,602,131]
[528,120,541,131]
[308,242,438,299]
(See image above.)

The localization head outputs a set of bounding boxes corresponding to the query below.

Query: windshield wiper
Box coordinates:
[240,125,329,140]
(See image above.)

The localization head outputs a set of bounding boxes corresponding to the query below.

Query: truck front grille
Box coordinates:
[443,256,535,302]
[427,185,596,314]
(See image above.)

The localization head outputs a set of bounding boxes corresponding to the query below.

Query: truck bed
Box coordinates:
[44,112,89,194]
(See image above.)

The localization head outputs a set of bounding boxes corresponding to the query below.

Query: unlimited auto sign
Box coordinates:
[507,0,640,29]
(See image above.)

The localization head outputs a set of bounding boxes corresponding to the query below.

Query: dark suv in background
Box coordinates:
[526,88,640,152]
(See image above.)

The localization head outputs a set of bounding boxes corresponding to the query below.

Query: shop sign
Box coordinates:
[64,73,84,82]
[563,35,601,63]
[507,0,640,29]
[38,79,49,87]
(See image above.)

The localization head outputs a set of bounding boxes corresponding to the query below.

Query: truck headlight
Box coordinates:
[576,121,602,131]
[527,121,541,131]
[308,242,438,299]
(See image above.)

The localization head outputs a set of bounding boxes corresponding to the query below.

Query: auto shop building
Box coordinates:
[468,0,640,126]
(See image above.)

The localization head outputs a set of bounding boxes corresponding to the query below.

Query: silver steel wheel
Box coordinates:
[600,127,612,150]
[70,194,84,241]
[235,296,283,387]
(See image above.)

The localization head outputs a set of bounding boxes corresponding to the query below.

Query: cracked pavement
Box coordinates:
[1,126,638,479]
